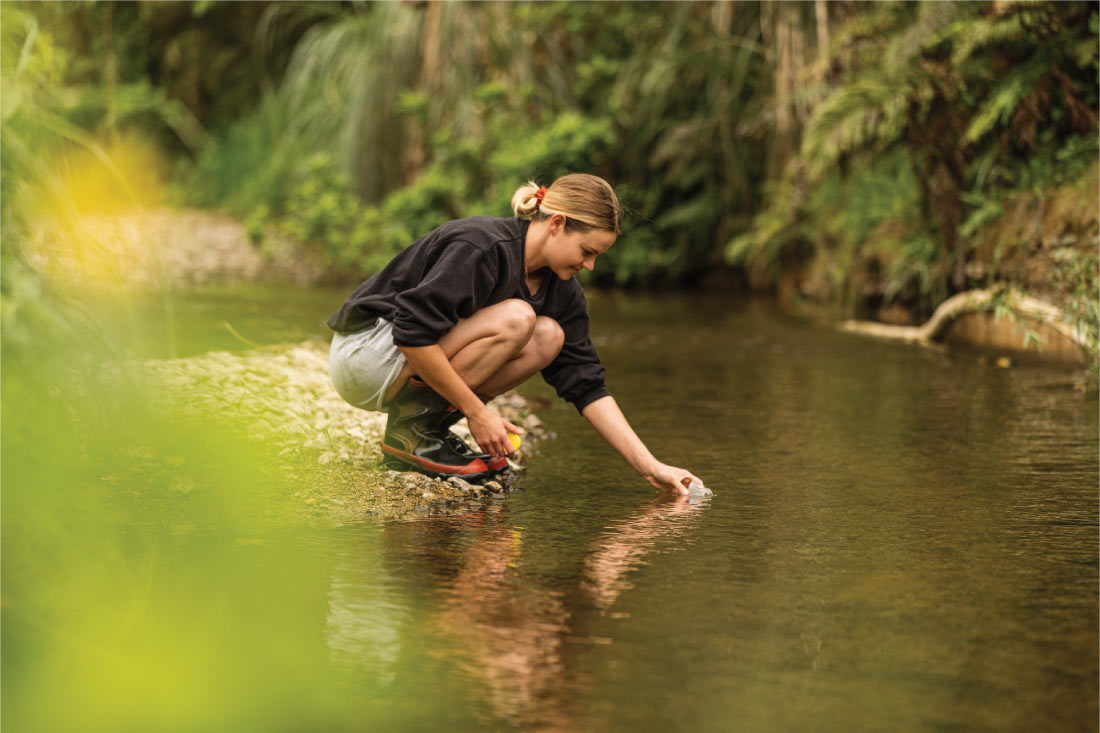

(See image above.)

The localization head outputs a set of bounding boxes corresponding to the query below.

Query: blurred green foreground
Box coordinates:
[1,2,1097,730]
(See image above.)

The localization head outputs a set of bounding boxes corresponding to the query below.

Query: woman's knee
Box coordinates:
[495,299,537,343]
[532,316,564,365]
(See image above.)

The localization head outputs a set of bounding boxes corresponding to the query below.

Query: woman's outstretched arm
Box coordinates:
[580,395,704,494]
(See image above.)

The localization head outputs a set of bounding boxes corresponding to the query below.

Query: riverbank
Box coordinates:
[841,287,1094,368]
[23,207,342,291]
[37,203,1094,369]
[22,199,1092,387]
[143,341,550,524]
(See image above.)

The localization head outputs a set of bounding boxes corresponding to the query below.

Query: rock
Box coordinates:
[447,476,474,492]
[483,480,503,493]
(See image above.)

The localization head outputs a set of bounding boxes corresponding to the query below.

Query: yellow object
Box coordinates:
[508,433,522,451]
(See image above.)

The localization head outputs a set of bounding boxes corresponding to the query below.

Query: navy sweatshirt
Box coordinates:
[327,216,610,412]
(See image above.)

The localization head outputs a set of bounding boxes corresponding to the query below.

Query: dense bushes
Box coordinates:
[173,2,770,287]
[729,2,1098,322]
[5,1,1097,332]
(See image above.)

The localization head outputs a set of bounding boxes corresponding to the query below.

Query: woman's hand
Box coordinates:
[644,463,705,495]
[467,405,524,459]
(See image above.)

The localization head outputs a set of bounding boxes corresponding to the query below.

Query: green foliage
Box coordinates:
[731,0,1099,317]
[259,107,616,275]
[172,94,298,214]
[174,1,769,286]
[729,147,948,311]
[273,153,410,273]
[962,57,1046,144]
[1051,240,1100,374]
[16,0,1094,315]
[1,323,357,731]
[800,76,912,179]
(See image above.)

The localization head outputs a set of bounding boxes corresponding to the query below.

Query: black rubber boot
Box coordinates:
[437,406,509,475]
[381,377,491,479]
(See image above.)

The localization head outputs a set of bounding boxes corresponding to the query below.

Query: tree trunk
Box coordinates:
[815,0,829,64]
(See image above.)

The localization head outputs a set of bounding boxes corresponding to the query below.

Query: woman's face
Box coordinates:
[545,215,617,280]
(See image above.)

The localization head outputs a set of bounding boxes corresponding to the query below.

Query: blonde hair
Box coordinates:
[511,173,621,234]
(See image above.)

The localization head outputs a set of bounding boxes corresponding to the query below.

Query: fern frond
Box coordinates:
[963,58,1047,144]
[942,11,1027,68]
[801,77,909,177]
[884,1,969,72]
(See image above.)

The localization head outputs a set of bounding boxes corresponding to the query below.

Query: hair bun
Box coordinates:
[511,181,542,219]
[509,173,621,233]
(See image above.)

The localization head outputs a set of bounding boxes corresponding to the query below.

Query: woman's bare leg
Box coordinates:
[383,299,537,403]
[473,316,564,398]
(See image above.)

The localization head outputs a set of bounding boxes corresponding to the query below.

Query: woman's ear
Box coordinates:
[548,213,568,235]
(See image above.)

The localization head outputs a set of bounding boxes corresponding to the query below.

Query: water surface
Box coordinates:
[5,289,1096,731]
[366,292,1098,731]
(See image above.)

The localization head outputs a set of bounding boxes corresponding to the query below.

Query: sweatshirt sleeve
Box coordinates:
[540,286,611,413]
[391,241,498,347]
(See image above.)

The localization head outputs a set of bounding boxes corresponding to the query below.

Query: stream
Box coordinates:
[5,286,1096,731]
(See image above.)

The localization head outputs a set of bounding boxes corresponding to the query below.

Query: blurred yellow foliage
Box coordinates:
[33,132,167,214]
[22,133,169,291]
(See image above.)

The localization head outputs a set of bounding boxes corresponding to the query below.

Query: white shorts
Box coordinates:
[329,319,407,412]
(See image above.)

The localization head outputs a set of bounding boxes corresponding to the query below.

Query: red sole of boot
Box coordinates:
[381,444,492,481]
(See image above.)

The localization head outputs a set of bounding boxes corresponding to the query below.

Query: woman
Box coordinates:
[327,173,704,494]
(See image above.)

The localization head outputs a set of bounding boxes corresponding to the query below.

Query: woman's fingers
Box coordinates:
[663,465,700,494]
[486,433,508,458]
[468,410,528,458]
[679,473,704,489]
[502,420,525,456]
[469,409,516,458]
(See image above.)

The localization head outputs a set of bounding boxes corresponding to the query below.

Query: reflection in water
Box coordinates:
[324,535,407,686]
[376,496,708,730]
[313,295,1095,730]
[583,495,705,611]
[434,506,572,731]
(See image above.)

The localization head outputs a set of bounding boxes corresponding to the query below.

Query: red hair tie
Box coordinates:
[534,186,548,209]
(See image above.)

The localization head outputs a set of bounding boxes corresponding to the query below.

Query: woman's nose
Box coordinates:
[583,257,595,271]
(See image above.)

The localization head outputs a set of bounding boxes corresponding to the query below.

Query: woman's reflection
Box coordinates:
[361,493,708,730]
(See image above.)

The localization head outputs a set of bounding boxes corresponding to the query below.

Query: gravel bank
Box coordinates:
[27,207,341,290]
[144,341,550,523]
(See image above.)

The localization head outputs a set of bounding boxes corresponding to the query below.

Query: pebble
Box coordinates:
[447,477,475,492]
